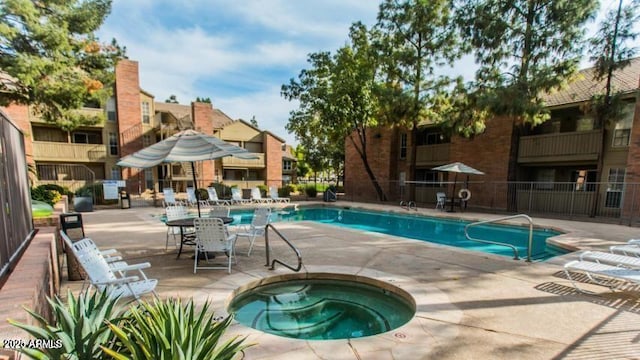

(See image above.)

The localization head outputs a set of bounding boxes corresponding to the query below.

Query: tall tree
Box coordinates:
[195,96,211,103]
[283,23,388,200]
[456,0,598,209]
[165,95,179,103]
[249,115,258,128]
[375,0,464,201]
[0,0,124,130]
[586,0,639,216]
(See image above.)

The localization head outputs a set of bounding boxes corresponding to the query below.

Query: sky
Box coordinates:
[98,1,637,146]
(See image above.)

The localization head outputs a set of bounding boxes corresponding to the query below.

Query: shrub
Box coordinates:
[208,182,233,198]
[9,290,124,360]
[196,187,208,200]
[305,185,318,198]
[38,183,73,197]
[31,185,62,206]
[278,186,292,197]
[103,298,252,360]
[296,183,307,193]
[257,184,268,196]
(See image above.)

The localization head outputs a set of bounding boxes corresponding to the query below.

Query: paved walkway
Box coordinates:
[63,202,640,359]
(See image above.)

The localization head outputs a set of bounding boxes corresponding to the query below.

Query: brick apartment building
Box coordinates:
[2,59,295,195]
[346,58,640,220]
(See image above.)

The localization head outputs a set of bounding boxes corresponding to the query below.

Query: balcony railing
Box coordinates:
[33,141,107,162]
[415,143,450,165]
[518,130,602,163]
[222,153,265,168]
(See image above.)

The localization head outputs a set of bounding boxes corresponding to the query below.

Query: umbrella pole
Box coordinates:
[191,162,201,217]
[450,173,458,212]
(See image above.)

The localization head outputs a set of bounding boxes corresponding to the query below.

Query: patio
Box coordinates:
[61,202,640,359]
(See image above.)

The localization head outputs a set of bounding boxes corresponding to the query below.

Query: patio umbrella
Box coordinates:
[117,129,258,216]
[432,162,484,212]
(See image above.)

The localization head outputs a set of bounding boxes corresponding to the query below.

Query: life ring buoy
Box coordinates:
[458,188,471,201]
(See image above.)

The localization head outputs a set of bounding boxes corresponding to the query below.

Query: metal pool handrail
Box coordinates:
[264,223,302,272]
[464,214,534,262]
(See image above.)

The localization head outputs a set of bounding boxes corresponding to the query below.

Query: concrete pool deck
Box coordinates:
[61,202,640,359]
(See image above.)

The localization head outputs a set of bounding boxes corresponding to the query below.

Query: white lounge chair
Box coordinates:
[564,259,640,293]
[580,250,640,269]
[231,187,251,205]
[251,187,272,204]
[70,238,158,300]
[186,187,197,206]
[163,188,182,207]
[235,207,271,256]
[206,187,231,206]
[610,244,640,257]
[193,218,237,274]
[269,186,290,203]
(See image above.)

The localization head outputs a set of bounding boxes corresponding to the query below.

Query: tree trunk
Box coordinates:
[360,153,387,201]
[507,119,521,212]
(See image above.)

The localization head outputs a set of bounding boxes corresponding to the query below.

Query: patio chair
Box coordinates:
[610,244,640,257]
[251,187,272,204]
[269,186,290,203]
[206,187,231,206]
[435,192,448,210]
[580,250,640,269]
[193,217,237,274]
[163,188,182,207]
[186,187,198,206]
[70,238,158,300]
[165,205,195,250]
[231,187,251,205]
[60,229,121,263]
[563,259,640,293]
[235,207,271,256]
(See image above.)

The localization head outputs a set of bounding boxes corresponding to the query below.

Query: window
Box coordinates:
[141,101,150,124]
[283,160,292,171]
[400,133,407,159]
[613,104,634,147]
[605,168,625,208]
[72,132,101,144]
[109,133,118,156]
[106,97,116,122]
[110,167,121,180]
[414,169,444,187]
[143,134,153,147]
[534,168,555,190]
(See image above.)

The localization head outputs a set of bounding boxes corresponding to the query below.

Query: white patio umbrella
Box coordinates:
[432,162,484,212]
[117,129,258,216]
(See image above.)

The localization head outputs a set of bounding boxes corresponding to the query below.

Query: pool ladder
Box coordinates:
[464,214,534,262]
[400,200,417,210]
[265,224,302,272]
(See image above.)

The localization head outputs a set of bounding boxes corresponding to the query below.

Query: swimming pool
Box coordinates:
[229,207,563,260]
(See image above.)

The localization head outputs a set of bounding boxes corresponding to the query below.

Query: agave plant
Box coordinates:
[9,290,125,360]
[102,297,252,360]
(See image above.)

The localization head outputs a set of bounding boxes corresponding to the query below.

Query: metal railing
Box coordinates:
[464,214,534,262]
[264,224,302,272]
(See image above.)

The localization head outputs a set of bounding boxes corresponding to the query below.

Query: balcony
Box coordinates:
[518,130,602,163]
[222,153,265,168]
[415,143,450,166]
[33,141,107,162]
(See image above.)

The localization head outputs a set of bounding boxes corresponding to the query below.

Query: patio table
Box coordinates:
[166,216,234,259]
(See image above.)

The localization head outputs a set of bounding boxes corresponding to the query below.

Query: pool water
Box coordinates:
[229,207,563,261]
[228,277,415,340]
